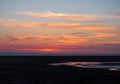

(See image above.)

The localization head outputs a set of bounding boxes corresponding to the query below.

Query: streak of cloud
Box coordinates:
[7,35,55,41]
[0,18,114,30]
[17,11,97,21]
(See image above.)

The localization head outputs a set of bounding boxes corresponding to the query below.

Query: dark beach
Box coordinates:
[0,56,120,84]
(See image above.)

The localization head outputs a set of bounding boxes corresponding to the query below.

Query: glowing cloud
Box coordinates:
[93,33,115,37]
[0,18,114,31]
[56,34,87,45]
[7,35,54,41]
[17,11,97,21]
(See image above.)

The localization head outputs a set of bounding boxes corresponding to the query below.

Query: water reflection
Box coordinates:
[49,62,120,71]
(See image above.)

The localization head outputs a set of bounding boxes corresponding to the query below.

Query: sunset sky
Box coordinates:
[0,0,120,55]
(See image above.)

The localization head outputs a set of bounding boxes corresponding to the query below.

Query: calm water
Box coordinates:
[50,62,120,71]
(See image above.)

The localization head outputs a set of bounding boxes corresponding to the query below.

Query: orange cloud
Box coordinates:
[57,39,86,45]
[7,35,55,41]
[79,32,116,39]
[93,33,115,37]
[17,11,97,21]
[96,41,120,45]
[0,19,114,30]
[0,35,57,46]
[70,32,116,39]
[57,32,116,45]
[6,34,87,45]
[80,25,113,30]
[0,18,116,31]
[56,35,87,45]
[1,32,117,47]
[0,18,18,28]
[0,34,87,46]
[0,18,17,22]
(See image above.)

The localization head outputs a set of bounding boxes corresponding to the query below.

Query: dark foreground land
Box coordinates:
[0,56,120,84]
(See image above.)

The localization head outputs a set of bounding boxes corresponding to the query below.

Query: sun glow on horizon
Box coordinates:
[39,48,57,52]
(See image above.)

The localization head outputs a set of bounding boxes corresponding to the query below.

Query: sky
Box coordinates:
[0,0,120,55]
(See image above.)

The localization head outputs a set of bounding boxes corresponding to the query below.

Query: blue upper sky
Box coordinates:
[0,0,120,16]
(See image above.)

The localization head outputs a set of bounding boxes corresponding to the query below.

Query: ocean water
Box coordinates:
[50,61,120,71]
